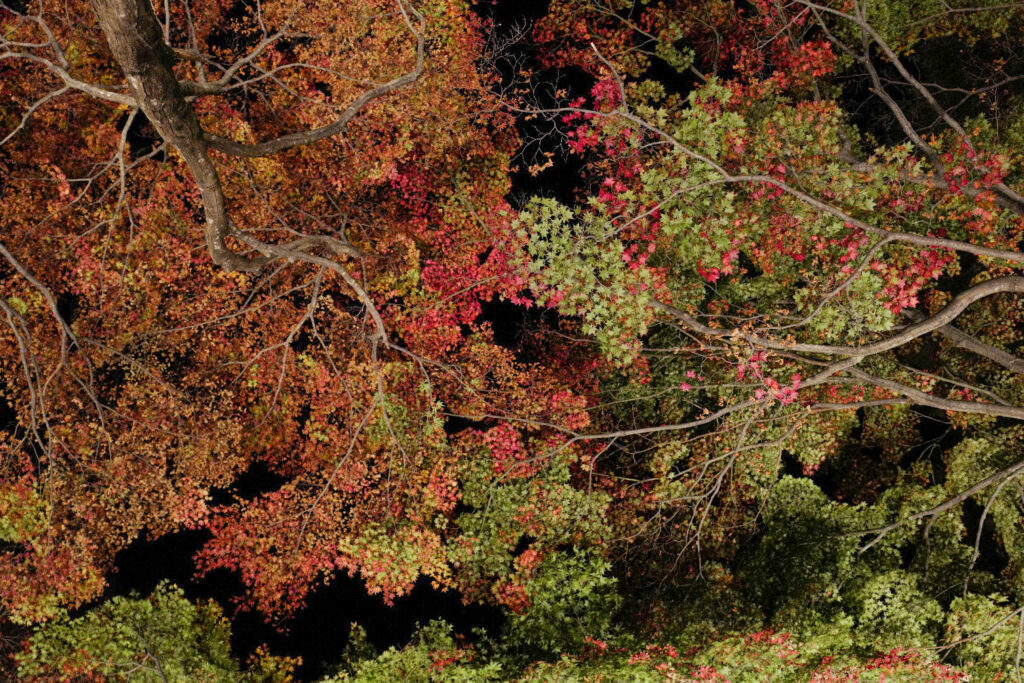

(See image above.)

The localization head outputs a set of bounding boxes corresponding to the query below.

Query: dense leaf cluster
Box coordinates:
[3,0,1024,680]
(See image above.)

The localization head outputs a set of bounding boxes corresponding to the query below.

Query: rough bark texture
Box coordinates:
[91,0,266,272]
[89,0,423,273]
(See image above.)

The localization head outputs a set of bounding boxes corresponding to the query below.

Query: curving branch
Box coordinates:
[0,6,136,107]
[512,103,1024,265]
[204,3,426,159]
[859,458,1024,553]
[89,0,425,282]
[653,276,1024,361]
[798,0,1024,214]
[905,309,1024,375]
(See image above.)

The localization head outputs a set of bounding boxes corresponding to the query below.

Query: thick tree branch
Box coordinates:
[88,0,423,282]
[904,309,1024,375]
[849,368,1024,420]
[653,276,1024,361]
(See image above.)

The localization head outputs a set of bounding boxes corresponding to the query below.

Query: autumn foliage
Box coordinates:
[3,0,1024,680]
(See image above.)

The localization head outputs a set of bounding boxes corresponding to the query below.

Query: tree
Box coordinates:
[0,0,600,629]
[17,582,298,681]
[516,0,1024,561]
[20,589,977,681]
[5,0,1024,679]
[503,0,1024,674]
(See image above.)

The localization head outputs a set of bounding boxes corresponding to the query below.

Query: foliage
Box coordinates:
[17,582,296,681]
[325,617,972,682]
[322,621,502,682]
[3,0,1024,680]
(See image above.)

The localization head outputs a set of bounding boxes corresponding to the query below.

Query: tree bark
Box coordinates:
[91,0,270,271]
[89,0,423,273]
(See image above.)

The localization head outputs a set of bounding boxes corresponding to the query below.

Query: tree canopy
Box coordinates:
[3,0,1024,680]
